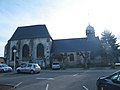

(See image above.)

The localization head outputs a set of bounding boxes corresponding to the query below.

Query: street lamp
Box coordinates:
[13,49,16,72]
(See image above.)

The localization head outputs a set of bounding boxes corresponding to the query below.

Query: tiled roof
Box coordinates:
[52,37,101,53]
[10,25,52,40]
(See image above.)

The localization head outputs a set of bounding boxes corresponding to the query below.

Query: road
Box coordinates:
[0,68,119,90]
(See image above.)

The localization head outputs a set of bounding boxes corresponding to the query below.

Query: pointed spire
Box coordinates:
[88,13,90,25]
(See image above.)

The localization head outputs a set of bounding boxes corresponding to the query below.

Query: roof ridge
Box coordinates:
[54,38,87,41]
[18,24,46,28]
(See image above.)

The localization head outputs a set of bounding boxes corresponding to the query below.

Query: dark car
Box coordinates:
[96,70,120,90]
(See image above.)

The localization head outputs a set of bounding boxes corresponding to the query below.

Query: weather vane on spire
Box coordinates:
[88,13,90,26]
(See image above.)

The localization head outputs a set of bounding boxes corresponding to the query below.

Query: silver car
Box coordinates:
[16,63,41,74]
[52,62,60,70]
[0,64,13,72]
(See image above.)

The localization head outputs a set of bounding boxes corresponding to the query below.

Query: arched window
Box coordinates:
[70,54,74,61]
[12,46,16,61]
[22,44,29,59]
[37,43,44,58]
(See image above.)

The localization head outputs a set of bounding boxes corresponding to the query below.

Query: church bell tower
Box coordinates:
[86,24,95,39]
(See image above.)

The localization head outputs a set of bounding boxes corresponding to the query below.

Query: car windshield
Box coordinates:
[111,74,119,80]
[21,64,27,67]
[2,64,8,67]
[53,63,59,65]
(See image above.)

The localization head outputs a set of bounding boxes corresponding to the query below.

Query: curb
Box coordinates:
[0,84,14,90]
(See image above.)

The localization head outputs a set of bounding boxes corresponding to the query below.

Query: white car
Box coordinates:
[52,62,60,70]
[0,64,13,72]
[16,63,41,74]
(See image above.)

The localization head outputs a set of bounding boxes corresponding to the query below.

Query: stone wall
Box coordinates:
[7,37,52,67]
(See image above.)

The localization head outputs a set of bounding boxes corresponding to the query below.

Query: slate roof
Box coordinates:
[10,25,52,40]
[52,37,102,53]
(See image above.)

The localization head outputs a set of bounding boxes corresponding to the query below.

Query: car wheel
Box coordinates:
[98,84,104,90]
[30,70,34,74]
[17,70,21,73]
[37,71,40,73]
[1,69,4,72]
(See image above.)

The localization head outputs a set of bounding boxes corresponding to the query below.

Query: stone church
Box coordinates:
[4,24,102,68]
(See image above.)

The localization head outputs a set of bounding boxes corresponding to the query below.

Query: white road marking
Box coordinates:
[46,84,49,90]
[73,73,79,76]
[36,77,54,80]
[48,78,54,80]
[14,82,23,88]
[83,85,89,90]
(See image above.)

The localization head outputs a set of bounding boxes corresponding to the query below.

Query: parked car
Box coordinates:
[52,62,60,70]
[0,64,12,72]
[96,70,120,90]
[16,63,41,74]
[115,63,120,66]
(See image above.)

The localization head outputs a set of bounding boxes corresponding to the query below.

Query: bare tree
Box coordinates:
[80,51,90,69]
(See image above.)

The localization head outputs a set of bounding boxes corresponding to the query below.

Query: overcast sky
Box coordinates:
[0,0,120,57]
